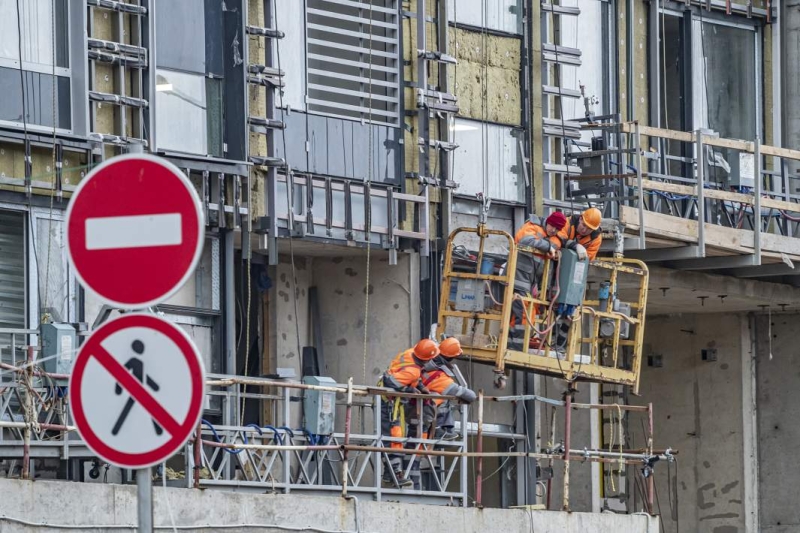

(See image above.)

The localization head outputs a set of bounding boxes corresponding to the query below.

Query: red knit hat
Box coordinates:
[546,211,568,230]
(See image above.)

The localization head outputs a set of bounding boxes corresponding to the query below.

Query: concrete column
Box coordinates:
[741,314,759,532]
[783,0,800,190]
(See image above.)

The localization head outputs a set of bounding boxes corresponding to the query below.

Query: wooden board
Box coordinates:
[620,206,800,259]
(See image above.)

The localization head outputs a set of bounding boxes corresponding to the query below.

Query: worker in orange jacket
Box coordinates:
[509,212,567,350]
[378,338,439,488]
[553,207,603,351]
[421,338,476,441]
[557,207,603,261]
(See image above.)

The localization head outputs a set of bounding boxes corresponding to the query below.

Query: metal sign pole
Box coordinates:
[137,468,153,532]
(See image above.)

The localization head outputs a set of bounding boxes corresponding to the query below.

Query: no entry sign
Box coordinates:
[66,154,204,308]
[69,314,205,469]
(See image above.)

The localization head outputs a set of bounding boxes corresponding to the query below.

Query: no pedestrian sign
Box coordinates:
[66,154,204,309]
[69,314,205,469]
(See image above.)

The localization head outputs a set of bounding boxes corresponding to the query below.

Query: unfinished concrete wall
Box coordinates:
[312,252,419,385]
[271,256,312,378]
[639,313,747,533]
[755,312,800,533]
[0,478,661,533]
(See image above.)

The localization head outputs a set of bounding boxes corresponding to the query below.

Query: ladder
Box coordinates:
[540,0,584,213]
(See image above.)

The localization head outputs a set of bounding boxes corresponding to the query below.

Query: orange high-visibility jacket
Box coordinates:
[557,214,602,260]
[514,217,561,256]
[382,349,422,390]
[421,365,476,405]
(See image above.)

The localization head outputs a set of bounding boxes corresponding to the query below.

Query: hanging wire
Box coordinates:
[43,0,59,322]
[361,0,375,391]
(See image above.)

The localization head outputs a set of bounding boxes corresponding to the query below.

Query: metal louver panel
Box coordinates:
[306,0,400,126]
[0,211,25,329]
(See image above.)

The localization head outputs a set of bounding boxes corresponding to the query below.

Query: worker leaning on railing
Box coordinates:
[553,207,604,352]
[420,337,476,441]
[508,212,567,351]
[377,338,440,488]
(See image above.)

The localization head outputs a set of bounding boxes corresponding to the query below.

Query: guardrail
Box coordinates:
[0,344,673,512]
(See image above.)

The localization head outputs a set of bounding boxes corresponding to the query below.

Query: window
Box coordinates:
[658,10,759,141]
[447,0,523,35]
[154,0,224,156]
[304,0,401,125]
[693,20,758,141]
[450,118,525,203]
[0,0,71,130]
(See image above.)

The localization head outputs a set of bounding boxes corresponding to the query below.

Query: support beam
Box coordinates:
[661,254,759,271]
[625,245,703,262]
[724,263,799,278]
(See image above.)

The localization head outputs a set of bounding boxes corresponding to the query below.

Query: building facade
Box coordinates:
[1,0,800,531]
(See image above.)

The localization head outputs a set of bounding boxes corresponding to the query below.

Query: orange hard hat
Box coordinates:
[413,339,440,361]
[439,337,463,358]
[581,208,602,230]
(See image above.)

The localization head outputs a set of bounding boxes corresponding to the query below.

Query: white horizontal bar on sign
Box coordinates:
[85,213,182,250]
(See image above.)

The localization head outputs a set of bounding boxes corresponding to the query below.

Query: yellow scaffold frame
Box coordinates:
[435,224,650,394]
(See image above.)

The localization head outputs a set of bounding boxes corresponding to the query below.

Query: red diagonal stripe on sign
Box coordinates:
[91,344,182,436]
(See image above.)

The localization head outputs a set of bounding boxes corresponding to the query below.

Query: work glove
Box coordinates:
[574,244,588,261]
[457,387,477,404]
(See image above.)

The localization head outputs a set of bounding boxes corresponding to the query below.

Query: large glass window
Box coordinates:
[447,0,523,34]
[154,0,223,156]
[0,0,71,130]
[450,118,524,203]
[693,20,757,141]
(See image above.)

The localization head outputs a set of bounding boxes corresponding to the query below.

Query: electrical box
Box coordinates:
[616,301,632,339]
[302,376,336,435]
[454,278,485,312]
[40,323,76,383]
[727,152,755,188]
[555,249,589,306]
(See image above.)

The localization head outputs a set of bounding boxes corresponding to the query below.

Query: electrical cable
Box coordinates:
[43,0,58,322]
[361,0,374,395]
[0,515,370,533]
[272,0,303,383]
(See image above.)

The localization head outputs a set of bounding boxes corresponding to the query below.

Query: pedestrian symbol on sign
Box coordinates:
[112,340,163,436]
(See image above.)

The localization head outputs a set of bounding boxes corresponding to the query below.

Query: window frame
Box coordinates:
[0,0,85,136]
[655,3,763,140]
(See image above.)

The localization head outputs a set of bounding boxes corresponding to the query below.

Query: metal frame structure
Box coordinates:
[435,224,650,393]
[0,353,671,513]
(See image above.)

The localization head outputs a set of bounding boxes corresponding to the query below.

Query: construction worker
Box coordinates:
[508,212,567,350]
[421,337,476,440]
[378,338,439,488]
[557,207,603,261]
[553,207,603,351]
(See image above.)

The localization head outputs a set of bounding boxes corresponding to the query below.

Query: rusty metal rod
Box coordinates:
[341,378,353,497]
[193,424,202,489]
[647,402,655,514]
[0,421,75,432]
[21,347,33,480]
[0,362,69,381]
[476,390,484,507]
[562,389,573,511]
[201,440,340,452]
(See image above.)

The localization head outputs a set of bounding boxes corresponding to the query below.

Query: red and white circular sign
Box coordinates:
[66,154,204,308]
[69,314,206,469]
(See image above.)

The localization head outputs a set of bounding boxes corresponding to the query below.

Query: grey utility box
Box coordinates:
[40,323,76,383]
[302,376,337,435]
[555,249,590,306]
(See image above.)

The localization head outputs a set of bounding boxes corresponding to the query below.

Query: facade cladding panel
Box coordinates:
[305,0,401,126]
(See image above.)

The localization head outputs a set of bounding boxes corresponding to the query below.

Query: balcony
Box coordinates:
[546,121,800,281]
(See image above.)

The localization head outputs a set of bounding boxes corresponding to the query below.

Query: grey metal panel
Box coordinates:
[204,0,225,77]
[273,112,308,173]
[326,117,346,177]
[0,210,25,331]
[309,114,328,174]
[351,120,369,179]
[155,0,205,73]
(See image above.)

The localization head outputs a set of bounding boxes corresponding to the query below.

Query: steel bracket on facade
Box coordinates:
[248,117,287,134]
[419,138,458,152]
[250,156,286,167]
[87,0,147,14]
[417,50,457,64]
[246,25,285,39]
[88,50,147,68]
[89,91,149,108]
